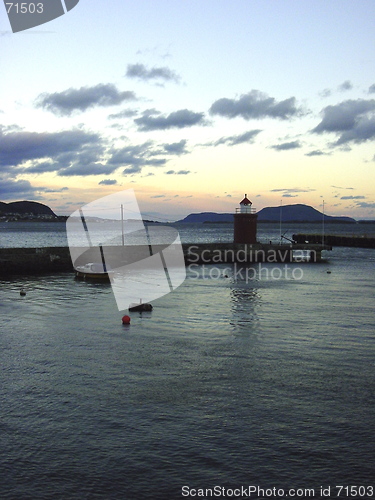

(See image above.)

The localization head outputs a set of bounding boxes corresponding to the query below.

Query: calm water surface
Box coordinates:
[0,224,374,499]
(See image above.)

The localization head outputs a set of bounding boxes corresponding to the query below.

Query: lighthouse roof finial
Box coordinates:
[239,194,252,206]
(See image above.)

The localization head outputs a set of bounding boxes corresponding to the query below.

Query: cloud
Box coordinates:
[368,84,375,94]
[312,98,375,145]
[0,128,100,168]
[319,88,332,98]
[334,116,375,145]
[0,178,43,200]
[319,81,353,98]
[108,109,138,119]
[0,124,188,180]
[162,139,189,155]
[98,179,118,185]
[271,187,316,195]
[58,163,116,177]
[213,129,262,146]
[165,170,191,175]
[126,63,180,83]
[355,201,375,209]
[313,99,375,146]
[135,109,205,131]
[209,90,302,120]
[340,195,366,200]
[36,84,137,116]
[305,150,329,157]
[313,99,375,132]
[107,142,167,175]
[57,142,115,177]
[42,187,69,193]
[270,140,302,151]
[123,166,142,175]
[338,80,353,92]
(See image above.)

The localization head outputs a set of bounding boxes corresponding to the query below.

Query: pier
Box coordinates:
[293,233,375,249]
[0,242,332,277]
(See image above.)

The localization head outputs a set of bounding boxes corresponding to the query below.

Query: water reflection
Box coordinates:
[228,265,261,335]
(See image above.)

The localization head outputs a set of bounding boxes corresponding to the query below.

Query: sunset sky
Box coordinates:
[1,0,374,220]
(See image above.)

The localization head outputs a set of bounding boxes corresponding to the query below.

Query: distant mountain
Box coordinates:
[258,204,355,223]
[177,204,356,223]
[179,212,234,223]
[0,201,57,217]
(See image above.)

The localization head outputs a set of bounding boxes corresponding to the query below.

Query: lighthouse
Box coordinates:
[233,194,257,244]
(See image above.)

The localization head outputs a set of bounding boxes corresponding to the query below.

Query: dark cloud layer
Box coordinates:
[36,84,137,116]
[0,125,190,179]
[126,63,180,84]
[134,109,205,131]
[0,128,100,168]
[0,178,41,199]
[209,90,301,120]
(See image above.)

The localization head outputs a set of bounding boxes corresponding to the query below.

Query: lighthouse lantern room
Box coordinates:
[233,194,257,244]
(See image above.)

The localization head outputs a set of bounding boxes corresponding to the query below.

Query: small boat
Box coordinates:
[129,300,153,312]
[75,262,113,280]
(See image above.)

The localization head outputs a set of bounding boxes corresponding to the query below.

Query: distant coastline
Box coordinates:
[178,204,357,224]
[1,200,374,225]
[202,220,371,224]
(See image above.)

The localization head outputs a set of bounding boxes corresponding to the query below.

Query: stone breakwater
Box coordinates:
[0,247,73,276]
[0,242,332,277]
[293,233,375,249]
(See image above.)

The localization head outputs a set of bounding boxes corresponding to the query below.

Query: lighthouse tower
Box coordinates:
[233,194,257,244]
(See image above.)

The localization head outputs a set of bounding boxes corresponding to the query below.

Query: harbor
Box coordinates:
[3,196,375,277]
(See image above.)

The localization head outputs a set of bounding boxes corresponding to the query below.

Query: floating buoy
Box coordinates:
[122,315,131,325]
[20,288,26,296]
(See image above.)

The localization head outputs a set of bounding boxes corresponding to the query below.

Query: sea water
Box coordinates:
[0,223,374,499]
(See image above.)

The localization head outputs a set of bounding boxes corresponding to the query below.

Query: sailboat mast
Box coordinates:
[279,199,282,243]
[322,199,325,246]
[121,204,125,246]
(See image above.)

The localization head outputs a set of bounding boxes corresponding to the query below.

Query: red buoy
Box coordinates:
[122,315,131,325]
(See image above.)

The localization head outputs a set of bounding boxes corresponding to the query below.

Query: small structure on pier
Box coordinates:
[233,194,257,244]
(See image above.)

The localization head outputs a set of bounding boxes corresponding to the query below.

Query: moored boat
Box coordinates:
[75,262,113,280]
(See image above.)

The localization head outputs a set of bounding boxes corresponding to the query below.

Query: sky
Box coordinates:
[0,0,375,221]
